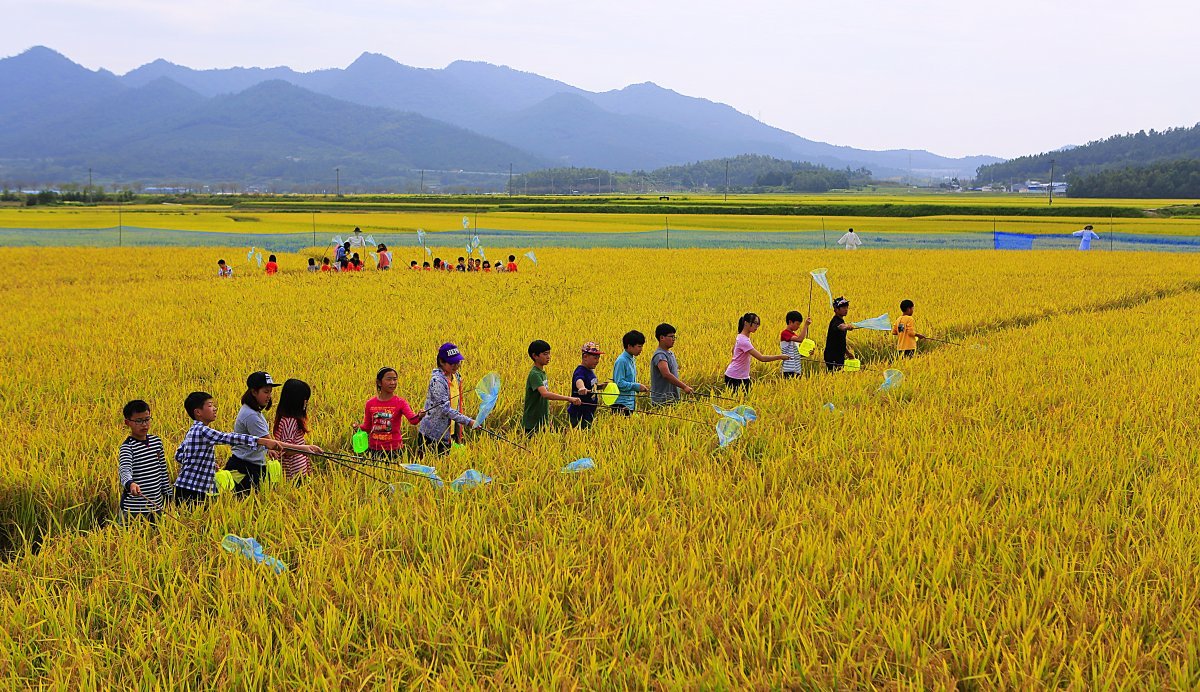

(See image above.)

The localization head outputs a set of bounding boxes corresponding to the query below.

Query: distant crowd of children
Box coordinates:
[118,298,930,523]
[216,245,524,276]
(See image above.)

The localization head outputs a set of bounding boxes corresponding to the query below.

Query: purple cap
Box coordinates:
[439,343,464,364]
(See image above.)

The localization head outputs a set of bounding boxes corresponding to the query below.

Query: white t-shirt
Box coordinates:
[838,232,862,250]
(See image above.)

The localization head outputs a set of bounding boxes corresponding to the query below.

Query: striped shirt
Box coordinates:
[780,329,802,374]
[274,416,311,479]
[118,434,172,513]
[174,420,259,494]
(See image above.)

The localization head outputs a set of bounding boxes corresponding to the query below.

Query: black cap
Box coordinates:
[246,371,281,389]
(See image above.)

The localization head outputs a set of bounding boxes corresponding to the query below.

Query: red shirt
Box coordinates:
[320,264,331,272]
[359,396,421,451]
[506,262,518,272]
[265,262,278,275]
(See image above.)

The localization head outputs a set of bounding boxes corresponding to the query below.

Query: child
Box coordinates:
[228,371,285,495]
[410,260,419,270]
[568,342,604,429]
[338,258,349,272]
[360,367,425,459]
[892,299,926,358]
[217,259,233,277]
[335,241,350,264]
[612,330,649,415]
[466,258,475,272]
[474,259,482,272]
[456,257,467,272]
[265,255,278,275]
[824,297,858,371]
[350,254,363,271]
[418,343,480,455]
[273,379,314,480]
[724,313,789,390]
[650,323,695,405]
[307,258,318,273]
[321,257,332,272]
[433,258,443,271]
[118,399,171,523]
[482,261,492,272]
[377,244,392,270]
[422,261,431,270]
[506,255,519,272]
[523,340,581,434]
[780,310,813,378]
[174,391,287,504]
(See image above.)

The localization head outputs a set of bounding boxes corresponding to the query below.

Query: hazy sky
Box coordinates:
[4,0,1198,159]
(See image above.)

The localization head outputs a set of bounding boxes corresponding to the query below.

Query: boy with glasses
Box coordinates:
[118,400,171,523]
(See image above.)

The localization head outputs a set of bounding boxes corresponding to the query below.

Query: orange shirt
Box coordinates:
[892,315,917,351]
[506,262,518,272]
[265,262,278,275]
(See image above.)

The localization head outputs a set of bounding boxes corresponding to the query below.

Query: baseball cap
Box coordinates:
[581,341,604,356]
[439,342,465,364]
[246,371,281,389]
[832,297,850,309]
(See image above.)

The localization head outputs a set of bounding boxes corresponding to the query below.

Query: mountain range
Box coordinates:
[0,46,1001,190]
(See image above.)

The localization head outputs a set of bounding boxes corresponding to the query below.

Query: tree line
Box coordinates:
[510,155,873,194]
[1067,159,1200,198]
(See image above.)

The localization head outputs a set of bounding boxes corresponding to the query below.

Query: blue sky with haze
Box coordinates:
[4,0,1197,159]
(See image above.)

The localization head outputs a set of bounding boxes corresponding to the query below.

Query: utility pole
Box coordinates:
[335,167,341,197]
[1048,159,1056,206]
[88,168,93,204]
[724,160,730,202]
[420,169,425,194]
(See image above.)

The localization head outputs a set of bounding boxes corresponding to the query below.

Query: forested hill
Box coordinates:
[976,124,1200,183]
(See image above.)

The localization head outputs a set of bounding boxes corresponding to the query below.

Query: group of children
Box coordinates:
[413,255,520,273]
[216,249,523,276]
[117,300,930,522]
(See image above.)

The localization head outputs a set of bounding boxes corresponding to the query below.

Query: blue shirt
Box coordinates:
[567,364,598,417]
[612,350,639,411]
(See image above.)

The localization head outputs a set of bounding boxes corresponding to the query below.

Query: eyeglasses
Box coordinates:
[128,417,152,425]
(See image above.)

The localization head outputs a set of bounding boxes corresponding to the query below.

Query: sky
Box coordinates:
[3,0,1198,159]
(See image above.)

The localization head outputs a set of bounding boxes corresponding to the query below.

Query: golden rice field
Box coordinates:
[2,245,1200,686]
[4,200,1200,237]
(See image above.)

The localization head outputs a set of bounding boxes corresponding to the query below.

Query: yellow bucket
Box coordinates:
[263,458,283,489]
[844,359,861,372]
[798,338,816,357]
[214,469,235,495]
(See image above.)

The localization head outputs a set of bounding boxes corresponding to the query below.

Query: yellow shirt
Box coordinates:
[448,375,461,411]
[892,315,917,351]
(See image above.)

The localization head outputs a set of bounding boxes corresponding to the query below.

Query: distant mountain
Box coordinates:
[0,50,544,190]
[976,124,1200,183]
[112,48,997,176]
[1,46,1002,188]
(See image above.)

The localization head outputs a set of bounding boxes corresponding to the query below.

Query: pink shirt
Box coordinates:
[724,334,754,379]
[273,416,310,479]
[359,396,421,451]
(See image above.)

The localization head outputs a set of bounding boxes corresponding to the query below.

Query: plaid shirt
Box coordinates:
[174,420,259,494]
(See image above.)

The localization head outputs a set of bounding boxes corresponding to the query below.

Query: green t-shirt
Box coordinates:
[523,366,550,432]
